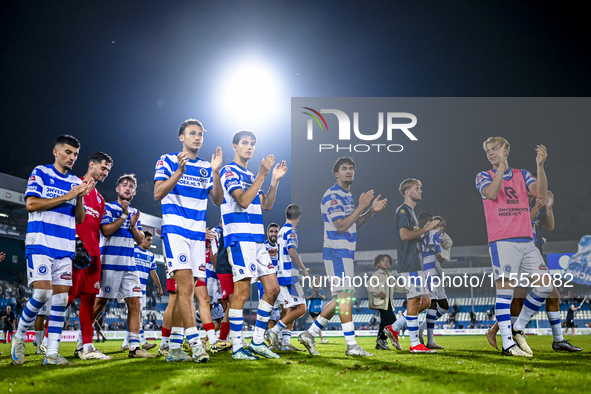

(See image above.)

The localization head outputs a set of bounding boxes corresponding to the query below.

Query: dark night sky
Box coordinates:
[1,1,590,252]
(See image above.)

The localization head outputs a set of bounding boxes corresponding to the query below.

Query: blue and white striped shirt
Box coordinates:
[264,240,279,268]
[321,184,356,260]
[277,223,299,286]
[220,162,264,245]
[24,165,82,259]
[422,229,442,269]
[154,153,213,240]
[100,202,142,271]
[134,246,156,294]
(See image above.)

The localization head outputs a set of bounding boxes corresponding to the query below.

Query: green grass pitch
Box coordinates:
[1,335,590,394]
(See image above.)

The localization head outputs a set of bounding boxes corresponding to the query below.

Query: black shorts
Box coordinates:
[309,312,321,319]
[566,320,575,328]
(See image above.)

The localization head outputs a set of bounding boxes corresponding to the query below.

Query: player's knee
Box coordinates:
[438,299,449,310]
[33,288,53,304]
[535,285,553,297]
[268,285,280,298]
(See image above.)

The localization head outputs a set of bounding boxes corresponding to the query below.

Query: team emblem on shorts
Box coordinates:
[250,263,256,272]
[38,265,48,275]
[105,286,112,293]
[294,298,298,302]
[179,254,187,264]
[504,265,512,273]
[200,168,208,177]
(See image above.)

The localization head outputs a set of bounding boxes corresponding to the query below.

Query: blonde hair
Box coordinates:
[399,178,421,196]
[482,136,510,151]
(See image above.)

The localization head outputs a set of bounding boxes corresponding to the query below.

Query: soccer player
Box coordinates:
[485,182,580,351]
[476,137,555,357]
[267,204,309,351]
[154,118,223,362]
[120,231,162,350]
[67,152,114,361]
[220,129,287,360]
[12,135,94,365]
[299,157,387,357]
[260,223,280,334]
[384,179,439,354]
[416,212,449,350]
[94,174,153,358]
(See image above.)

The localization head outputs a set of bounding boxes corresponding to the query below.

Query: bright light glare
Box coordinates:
[221,63,281,123]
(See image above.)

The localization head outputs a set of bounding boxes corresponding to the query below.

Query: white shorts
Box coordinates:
[489,240,547,281]
[207,277,223,304]
[140,294,147,318]
[98,270,142,301]
[163,233,206,279]
[26,255,73,287]
[401,271,429,300]
[278,283,306,309]
[425,270,448,301]
[324,257,355,295]
[211,303,224,321]
[227,241,275,282]
[37,299,52,316]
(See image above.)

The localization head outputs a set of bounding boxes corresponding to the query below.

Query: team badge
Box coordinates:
[179,254,187,264]
[200,168,208,177]
[250,263,256,272]
[401,209,405,214]
[105,286,112,293]
[37,265,48,275]
[504,265,512,273]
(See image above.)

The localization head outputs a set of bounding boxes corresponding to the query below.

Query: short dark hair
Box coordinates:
[143,230,153,237]
[117,173,137,188]
[418,211,433,222]
[267,223,279,232]
[433,215,446,229]
[178,119,205,136]
[332,157,355,174]
[286,204,302,220]
[89,152,113,166]
[233,130,257,145]
[54,135,80,149]
[373,253,393,267]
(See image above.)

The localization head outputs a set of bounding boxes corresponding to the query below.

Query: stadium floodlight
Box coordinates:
[219,61,281,126]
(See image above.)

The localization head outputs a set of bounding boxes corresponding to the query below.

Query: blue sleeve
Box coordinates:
[521,169,536,187]
[155,155,173,182]
[221,167,242,195]
[25,166,44,198]
[101,205,115,225]
[475,171,492,196]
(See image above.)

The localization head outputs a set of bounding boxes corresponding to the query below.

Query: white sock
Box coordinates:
[308,316,329,337]
[229,309,244,352]
[547,311,564,342]
[46,293,68,357]
[341,321,357,346]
